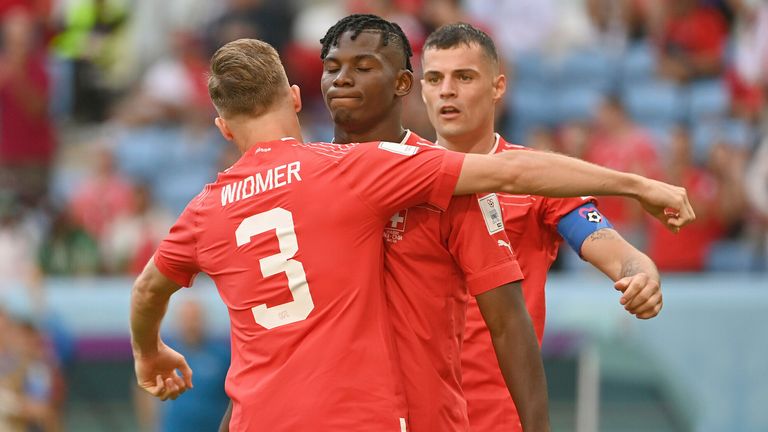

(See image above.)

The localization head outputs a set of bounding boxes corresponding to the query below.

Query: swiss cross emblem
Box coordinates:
[387,209,408,232]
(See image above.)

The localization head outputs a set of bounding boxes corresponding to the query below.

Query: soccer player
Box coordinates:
[419,23,667,431]
[318,14,545,432]
[131,38,694,431]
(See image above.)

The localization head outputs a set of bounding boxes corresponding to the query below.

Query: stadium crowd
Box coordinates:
[0,0,766,429]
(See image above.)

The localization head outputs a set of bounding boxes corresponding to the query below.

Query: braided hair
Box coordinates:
[320,14,413,72]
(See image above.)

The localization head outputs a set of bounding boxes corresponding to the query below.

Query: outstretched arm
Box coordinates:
[455,150,695,231]
[476,282,550,432]
[581,229,662,319]
[131,260,194,401]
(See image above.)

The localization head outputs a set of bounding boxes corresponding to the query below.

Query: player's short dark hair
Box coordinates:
[208,38,289,118]
[423,23,498,64]
[320,14,413,72]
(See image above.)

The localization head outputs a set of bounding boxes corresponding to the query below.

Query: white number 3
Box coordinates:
[235,208,314,329]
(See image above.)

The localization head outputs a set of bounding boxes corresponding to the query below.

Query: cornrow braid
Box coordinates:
[320,14,413,72]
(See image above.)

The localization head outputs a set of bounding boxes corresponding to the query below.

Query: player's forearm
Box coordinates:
[478,284,550,431]
[130,271,172,357]
[489,315,550,431]
[494,150,646,198]
[581,229,659,282]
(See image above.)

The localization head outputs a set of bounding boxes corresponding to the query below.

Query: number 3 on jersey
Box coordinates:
[235,208,314,329]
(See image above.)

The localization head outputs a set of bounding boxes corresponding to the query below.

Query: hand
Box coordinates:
[134,342,194,401]
[614,272,662,319]
[636,178,695,232]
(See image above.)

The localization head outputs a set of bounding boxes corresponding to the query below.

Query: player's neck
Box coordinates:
[235,112,304,152]
[438,129,497,154]
[333,117,407,144]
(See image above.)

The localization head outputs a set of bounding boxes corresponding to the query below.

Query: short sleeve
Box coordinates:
[154,206,200,287]
[446,193,524,296]
[339,142,465,217]
[540,196,597,231]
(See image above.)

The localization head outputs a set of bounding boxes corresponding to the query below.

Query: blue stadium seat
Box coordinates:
[555,87,603,122]
[686,79,730,120]
[558,49,617,91]
[152,170,214,217]
[723,119,755,150]
[508,84,557,126]
[644,122,676,154]
[620,41,657,83]
[113,125,182,183]
[622,80,685,125]
[690,121,720,163]
[511,51,557,87]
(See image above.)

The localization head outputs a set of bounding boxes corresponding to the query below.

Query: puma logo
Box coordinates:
[498,239,512,253]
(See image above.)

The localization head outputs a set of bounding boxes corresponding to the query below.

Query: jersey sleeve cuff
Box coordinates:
[467,261,524,297]
[153,253,197,288]
[429,151,465,211]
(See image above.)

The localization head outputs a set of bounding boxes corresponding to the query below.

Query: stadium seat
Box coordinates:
[622,80,685,126]
[113,125,182,183]
[619,41,657,83]
[508,83,557,126]
[511,51,558,87]
[555,87,603,122]
[557,49,617,91]
[686,79,730,120]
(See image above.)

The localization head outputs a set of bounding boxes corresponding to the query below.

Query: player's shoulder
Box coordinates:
[495,134,530,154]
[404,130,440,149]
[292,140,360,160]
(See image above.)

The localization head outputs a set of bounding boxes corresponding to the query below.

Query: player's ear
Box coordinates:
[215,117,234,141]
[290,84,302,113]
[492,74,506,104]
[395,70,413,97]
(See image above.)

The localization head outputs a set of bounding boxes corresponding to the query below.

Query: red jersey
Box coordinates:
[462,135,595,432]
[384,132,524,432]
[154,137,464,431]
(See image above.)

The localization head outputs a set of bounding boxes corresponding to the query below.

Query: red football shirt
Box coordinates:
[462,135,595,432]
[154,137,464,431]
[384,131,524,432]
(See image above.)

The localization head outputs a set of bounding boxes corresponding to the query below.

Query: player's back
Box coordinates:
[155,137,464,431]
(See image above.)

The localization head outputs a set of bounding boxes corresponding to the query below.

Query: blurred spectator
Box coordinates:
[135,300,229,432]
[729,0,767,121]
[101,184,173,275]
[421,0,475,33]
[465,0,556,58]
[646,126,746,271]
[745,134,768,267]
[0,8,56,204]
[0,193,42,294]
[583,95,662,241]
[656,0,728,82]
[205,0,294,57]
[558,122,591,158]
[0,309,27,432]
[526,127,558,152]
[16,320,64,432]
[0,312,63,432]
[140,31,212,122]
[37,209,101,275]
[50,0,129,122]
[129,0,223,72]
[69,146,135,240]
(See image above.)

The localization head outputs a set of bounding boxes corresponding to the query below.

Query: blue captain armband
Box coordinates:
[556,204,613,256]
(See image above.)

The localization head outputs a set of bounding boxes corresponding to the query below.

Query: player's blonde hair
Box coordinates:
[208,39,290,118]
